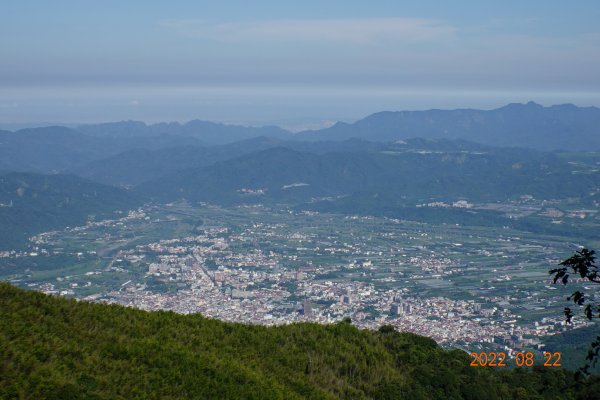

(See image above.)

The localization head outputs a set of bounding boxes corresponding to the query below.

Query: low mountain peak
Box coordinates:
[525,101,542,107]
[499,101,543,110]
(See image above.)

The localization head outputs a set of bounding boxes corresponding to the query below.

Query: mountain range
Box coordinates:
[70,137,386,187]
[297,102,600,151]
[2,102,600,176]
[136,143,595,205]
[2,102,600,249]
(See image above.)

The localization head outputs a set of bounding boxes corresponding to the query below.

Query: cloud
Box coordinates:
[160,17,457,45]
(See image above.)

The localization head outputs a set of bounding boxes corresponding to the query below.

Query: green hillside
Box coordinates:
[136,145,599,205]
[1,283,599,399]
[0,172,140,249]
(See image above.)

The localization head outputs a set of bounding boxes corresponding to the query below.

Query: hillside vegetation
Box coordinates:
[0,172,140,249]
[136,145,599,205]
[1,283,599,399]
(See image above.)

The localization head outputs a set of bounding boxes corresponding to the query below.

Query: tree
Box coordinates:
[550,247,600,376]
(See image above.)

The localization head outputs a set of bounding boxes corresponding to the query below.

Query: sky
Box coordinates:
[1,1,600,130]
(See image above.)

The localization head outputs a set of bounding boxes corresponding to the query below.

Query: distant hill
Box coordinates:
[72,137,388,186]
[2,282,597,399]
[0,127,100,172]
[0,126,203,173]
[78,119,292,144]
[297,102,600,151]
[0,172,139,249]
[0,121,291,174]
[136,143,599,206]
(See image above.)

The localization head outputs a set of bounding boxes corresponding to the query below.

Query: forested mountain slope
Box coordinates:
[0,172,139,249]
[1,283,598,399]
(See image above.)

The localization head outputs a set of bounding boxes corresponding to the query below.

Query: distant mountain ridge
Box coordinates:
[136,143,598,206]
[2,102,600,249]
[2,102,600,176]
[0,126,204,173]
[78,119,292,144]
[72,137,389,186]
[0,121,292,174]
[297,102,600,151]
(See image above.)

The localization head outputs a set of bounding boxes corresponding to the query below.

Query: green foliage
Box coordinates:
[550,248,600,376]
[2,283,598,399]
[542,326,600,373]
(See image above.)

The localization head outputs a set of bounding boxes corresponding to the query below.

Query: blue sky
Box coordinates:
[1,1,599,129]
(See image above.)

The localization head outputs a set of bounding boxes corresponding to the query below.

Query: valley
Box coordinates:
[3,199,598,368]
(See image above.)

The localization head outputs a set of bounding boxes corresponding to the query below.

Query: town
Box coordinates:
[3,200,596,356]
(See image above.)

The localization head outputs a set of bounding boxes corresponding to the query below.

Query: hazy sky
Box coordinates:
[1,1,600,129]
